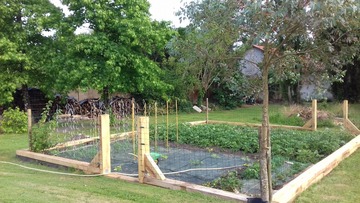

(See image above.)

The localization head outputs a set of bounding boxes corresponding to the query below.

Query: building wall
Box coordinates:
[68,89,101,101]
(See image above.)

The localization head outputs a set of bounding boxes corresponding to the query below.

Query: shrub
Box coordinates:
[31,121,56,152]
[0,107,28,134]
[212,72,250,109]
[31,101,56,152]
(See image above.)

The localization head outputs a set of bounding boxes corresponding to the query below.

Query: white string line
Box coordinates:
[0,161,104,177]
[1,160,244,177]
[162,165,244,175]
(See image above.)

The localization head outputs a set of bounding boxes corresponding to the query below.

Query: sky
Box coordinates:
[148,0,190,27]
[49,0,191,27]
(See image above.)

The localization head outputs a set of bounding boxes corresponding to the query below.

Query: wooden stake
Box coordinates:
[166,100,169,149]
[132,98,135,156]
[144,102,147,116]
[343,100,349,121]
[155,102,158,151]
[27,109,32,151]
[176,99,179,142]
[312,99,317,131]
[206,98,209,123]
[302,99,317,130]
[99,114,111,174]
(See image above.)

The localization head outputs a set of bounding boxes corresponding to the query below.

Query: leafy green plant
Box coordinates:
[204,171,242,192]
[189,159,203,166]
[31,101,56,152]
[114,165,123,172]
[296,149,322,163]
[150,123,352,163]
[0,107,27,134]
[241,163,260,179]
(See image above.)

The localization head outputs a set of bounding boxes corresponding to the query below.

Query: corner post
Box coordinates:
[100,114,111,174]
[138,116,149,183]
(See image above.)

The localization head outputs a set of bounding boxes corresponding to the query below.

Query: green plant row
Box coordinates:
[150,123,353,191]
[150,123,353,163]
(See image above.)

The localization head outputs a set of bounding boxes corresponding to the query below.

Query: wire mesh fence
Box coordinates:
[26,98,262,194]
[25,97,357,196]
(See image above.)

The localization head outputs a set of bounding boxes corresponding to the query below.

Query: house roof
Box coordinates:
[253,45,265,51]
[253,45,277,54]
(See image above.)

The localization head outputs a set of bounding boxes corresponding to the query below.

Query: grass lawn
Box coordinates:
[295,149,360,203]
[0,133,235,203]
[0,103,359,202]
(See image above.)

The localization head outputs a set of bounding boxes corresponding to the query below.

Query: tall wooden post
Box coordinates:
[312,99,317,131]
[138,116,149,183]
[166,100,169,149]
[144,102,147,116]
[27,109,32,151]
[99,114,111,174]
[155,102,158,151]
[343,100,350,131]
[132,98,135,156]
[137,116,165,183]
[176,100,179,142]
[302,99,318,130]
[206,98,209,123]
[343,100,349,121]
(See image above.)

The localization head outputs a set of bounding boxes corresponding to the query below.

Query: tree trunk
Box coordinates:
[288,85,292,104]
[296,81,302,104]
[103,86,110,111]
[260,48,272,202]
[21,84,30,111]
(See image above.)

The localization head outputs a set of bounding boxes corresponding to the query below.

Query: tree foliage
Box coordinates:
[0,0,63,106]
[47,0,176,102]
[235,0,359,200]
[169,0,246,104]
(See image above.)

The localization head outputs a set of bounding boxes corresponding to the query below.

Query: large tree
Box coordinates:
[176,0,359,201]
[0,0,63,107]
[169,0,245,104]
[236,0,360,201]
[49,0,175,105]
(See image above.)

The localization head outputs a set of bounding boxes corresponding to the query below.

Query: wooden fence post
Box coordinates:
[312,99,317,131]
[132,98,136,157]
[138,116,165,183]
[176,100,179,142]
[27,109,32,151]
[138,116,149,183]
[302,99,317,130]
[99,114,111,174]
[166,100,169,149]
[155,102,158,151]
